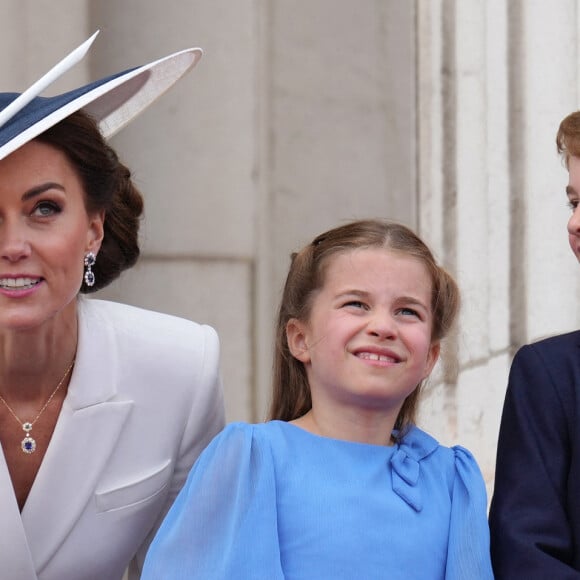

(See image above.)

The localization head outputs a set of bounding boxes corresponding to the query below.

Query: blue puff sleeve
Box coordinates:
[445,446,494,579]
[141,423,284,580]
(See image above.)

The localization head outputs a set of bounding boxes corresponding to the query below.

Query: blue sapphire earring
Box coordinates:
[84,252,96,287]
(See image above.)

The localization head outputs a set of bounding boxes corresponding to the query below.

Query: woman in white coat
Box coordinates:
[0,33,225,579]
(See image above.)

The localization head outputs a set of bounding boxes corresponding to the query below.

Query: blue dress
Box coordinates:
[142,421,493,579]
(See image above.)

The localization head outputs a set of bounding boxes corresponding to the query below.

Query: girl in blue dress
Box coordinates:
[143,219,494,579]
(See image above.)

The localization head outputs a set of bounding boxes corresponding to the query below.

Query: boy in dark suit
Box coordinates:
[489,110,580,578]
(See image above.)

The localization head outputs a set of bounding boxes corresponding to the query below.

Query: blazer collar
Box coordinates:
[20,298,134,572]
[0,445,38,579]
[66,296,118,408]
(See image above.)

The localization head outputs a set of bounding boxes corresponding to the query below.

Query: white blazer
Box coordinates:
[0,298,225,580]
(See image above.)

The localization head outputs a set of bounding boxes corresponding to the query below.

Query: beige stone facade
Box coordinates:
[3,0,580,494]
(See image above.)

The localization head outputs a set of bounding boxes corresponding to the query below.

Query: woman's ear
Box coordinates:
[86,209,105,255]
[286,318,311,364]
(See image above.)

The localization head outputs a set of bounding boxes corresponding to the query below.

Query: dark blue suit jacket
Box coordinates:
[490,330,580,578]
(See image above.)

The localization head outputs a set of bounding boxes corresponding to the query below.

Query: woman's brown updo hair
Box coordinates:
[36,109,144,292]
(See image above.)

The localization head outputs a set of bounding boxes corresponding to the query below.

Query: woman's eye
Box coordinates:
[32,201,62,217]
[568,200,579,211]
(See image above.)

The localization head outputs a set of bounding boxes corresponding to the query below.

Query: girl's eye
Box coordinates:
[398,307,420,318]
[343,300,368,310]
[32,201,62,217]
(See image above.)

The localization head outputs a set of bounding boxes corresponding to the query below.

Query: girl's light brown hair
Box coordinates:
[268,219,460,434]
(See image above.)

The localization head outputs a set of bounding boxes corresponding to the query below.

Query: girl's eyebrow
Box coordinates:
[336,289,429,309]
[335,289,370,300]
[22,182,65,202]
[337,289,367,296]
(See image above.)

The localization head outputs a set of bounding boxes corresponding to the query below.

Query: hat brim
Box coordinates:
[0,45,202,161]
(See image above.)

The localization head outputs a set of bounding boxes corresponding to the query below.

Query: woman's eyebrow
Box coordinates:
[21,182,65,202]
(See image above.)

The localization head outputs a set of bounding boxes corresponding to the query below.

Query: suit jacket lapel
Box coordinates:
[0,445,38,579]
[21,298,134,572]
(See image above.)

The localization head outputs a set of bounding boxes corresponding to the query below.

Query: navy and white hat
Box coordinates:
[0,31,202,160]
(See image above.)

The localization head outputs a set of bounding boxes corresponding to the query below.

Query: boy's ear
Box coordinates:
[286,318,311,364]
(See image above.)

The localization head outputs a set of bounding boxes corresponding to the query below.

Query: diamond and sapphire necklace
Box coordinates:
[0,358,75,453]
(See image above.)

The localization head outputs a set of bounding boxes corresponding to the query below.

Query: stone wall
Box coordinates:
[3,0,580,494]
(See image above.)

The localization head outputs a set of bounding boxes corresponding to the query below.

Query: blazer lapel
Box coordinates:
[21,298,134,573]
[0,445,38,579]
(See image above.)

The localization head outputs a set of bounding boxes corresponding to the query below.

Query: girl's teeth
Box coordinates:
[359,352,394,362]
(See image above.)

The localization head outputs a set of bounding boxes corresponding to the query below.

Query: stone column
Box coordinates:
[255,0,418,416]
[0,1,90,91]
[90,0,256,421]
[417,0,580,488]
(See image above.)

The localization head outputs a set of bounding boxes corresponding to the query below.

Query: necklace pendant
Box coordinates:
[21,423,36,453]
[21,436,36,454]
[0,358,75,457]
